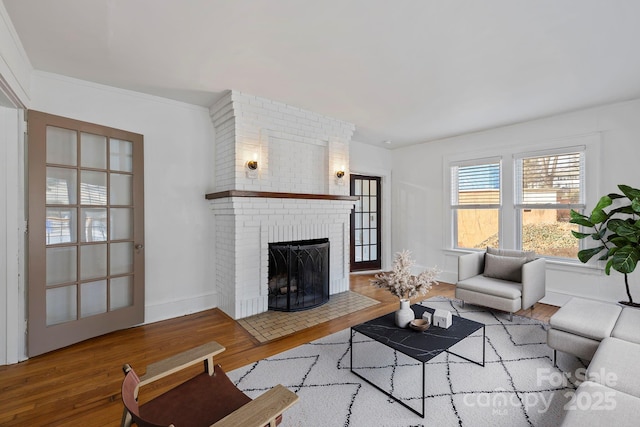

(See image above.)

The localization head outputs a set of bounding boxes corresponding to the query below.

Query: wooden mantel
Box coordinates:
[205,190,359,201]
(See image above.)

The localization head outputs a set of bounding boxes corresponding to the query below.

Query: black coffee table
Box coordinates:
[350,303,485,417]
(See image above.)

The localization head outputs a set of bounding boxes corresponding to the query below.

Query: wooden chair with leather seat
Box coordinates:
[121,341,299,427]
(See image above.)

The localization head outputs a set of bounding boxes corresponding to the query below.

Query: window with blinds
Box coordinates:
[515,148,585,208]
[515,147,585,258]
[451,159,501,249]
[452,160,501,207]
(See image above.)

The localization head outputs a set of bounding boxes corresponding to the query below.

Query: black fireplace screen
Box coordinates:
[268,238,330,311]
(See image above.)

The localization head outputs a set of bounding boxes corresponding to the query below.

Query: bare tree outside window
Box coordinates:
[518,152,584,258]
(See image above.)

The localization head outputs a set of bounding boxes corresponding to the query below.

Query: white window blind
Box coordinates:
[451,159,501,208]
[515,147,585,208]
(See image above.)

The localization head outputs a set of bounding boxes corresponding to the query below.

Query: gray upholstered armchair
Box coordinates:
[455,248,546,321]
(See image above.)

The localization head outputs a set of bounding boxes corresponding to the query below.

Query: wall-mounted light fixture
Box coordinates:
[246,153,259,178]
[335,165,345,185]
[247,154,258,170]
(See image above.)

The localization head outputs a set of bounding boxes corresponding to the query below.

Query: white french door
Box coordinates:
[27,111,145,357]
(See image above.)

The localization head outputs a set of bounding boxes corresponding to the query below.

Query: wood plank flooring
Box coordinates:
[0,275,558,426]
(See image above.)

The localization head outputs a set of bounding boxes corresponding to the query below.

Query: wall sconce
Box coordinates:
[247,154,258,170]
[335,165,345,185]
[246,153,259,178]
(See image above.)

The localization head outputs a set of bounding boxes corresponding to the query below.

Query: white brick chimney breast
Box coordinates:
[207,91,357,319]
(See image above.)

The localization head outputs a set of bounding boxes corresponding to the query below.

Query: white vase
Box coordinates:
[395,299,415,328]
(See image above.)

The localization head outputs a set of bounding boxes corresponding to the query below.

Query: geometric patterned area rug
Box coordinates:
[237,291,380,343]
[228,296,585,426]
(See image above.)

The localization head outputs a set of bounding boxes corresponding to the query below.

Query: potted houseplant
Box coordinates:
[570,184,640,307]
[370,250,441,327]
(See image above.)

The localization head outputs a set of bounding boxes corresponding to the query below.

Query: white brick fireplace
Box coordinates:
[207,91,357,319]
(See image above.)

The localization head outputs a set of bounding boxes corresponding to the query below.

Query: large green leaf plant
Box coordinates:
[570,184,640,306]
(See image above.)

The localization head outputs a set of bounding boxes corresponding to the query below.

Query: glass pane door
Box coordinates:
[350,175,382,271]
[44,129,136,324]
[28,111,144,357]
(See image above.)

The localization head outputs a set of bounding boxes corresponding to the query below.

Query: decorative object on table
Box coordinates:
[409,318,430,331]
[395,298,415,328]
[422,311,432,324]
[570,184,640,307]
[370,250,441,327]
[394,300,414,328]
[433,309,453,328]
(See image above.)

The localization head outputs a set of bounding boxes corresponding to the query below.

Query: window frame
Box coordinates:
[450,157,502,250]
[514,146,586,259]
[446,133,601,264]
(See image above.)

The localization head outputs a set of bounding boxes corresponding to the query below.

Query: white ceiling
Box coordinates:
[4,0,640,148]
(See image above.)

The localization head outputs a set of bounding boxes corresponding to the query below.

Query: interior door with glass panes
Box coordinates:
[27,111,144,357]
[350,175,382,271]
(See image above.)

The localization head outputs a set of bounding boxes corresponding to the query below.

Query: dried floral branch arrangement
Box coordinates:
[370,250,441,300]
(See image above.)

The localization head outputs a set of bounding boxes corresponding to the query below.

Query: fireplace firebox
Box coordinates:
[268,238,330,311]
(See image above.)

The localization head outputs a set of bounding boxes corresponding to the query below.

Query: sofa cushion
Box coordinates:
[486,247,536,262]
[547,328,601,361]
[483,253,527,282]
[456,274,522,299]
[611,307,640,345]
[549,298,621,341]
[560,381,640,427]
[587,337,640,398]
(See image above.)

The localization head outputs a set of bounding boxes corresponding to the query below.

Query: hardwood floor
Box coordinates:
[0,275,558,426]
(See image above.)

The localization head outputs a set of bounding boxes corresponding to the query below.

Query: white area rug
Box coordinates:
[227,297,585,427]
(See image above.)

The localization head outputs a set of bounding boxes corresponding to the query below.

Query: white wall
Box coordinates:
[392,99,640,305]
[31,72,217,324]
[350,140,393,270]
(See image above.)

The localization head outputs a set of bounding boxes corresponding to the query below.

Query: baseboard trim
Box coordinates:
[144,292,218,324]
[540,291,576,307]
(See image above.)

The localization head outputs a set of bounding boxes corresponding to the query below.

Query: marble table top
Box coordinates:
[351,303,484,363]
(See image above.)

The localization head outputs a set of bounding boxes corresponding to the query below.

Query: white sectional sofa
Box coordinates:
[549,299,640,426]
